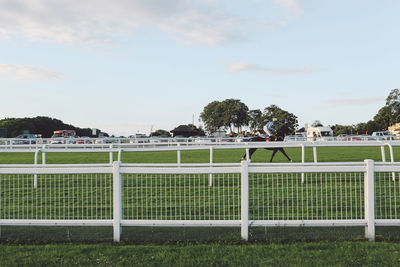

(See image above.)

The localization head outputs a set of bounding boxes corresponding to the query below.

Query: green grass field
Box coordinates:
[1,145,400,266]
[0,145,398,164]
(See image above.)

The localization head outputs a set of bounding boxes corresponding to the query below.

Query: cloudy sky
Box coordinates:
[0,0,398,135]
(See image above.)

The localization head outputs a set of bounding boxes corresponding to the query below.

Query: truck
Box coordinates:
[371,131,394,140]
[306,126,334,141]
[49,130,77,144]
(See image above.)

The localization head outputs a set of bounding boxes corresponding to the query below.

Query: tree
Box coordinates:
[248,109,263,132]
[200,101,225,134]
[311,120,323,127]
[332,124,355,135]
[200,99,249,134]
[262,105,297,135]
[150,129,171,137]
[220,99,249,133]
[386,88,400,122]
[0,116,105,137]
[373,106,393,130]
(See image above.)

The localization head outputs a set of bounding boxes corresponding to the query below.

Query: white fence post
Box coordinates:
[34,149,38,189]
[381,146,386,162]
[177,143,181,165]
[42,145,46,165]
[113,161,122,242]
[109,144,113,164]
[209,146,213,186]
[241,160,249,241]
[313,146,318,163]
[301,144,305,183]
[364,159,375,241]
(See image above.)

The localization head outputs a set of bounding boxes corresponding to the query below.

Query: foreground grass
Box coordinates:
[1,242,400,266]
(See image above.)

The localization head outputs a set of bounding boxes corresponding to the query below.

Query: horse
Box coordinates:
[240,130,292,162]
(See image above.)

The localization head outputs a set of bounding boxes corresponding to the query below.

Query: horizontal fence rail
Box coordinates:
[1,161,400,241]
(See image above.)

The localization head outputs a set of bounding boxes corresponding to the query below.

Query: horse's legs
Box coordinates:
[241,148,257,161]
[266,148,292,162]
[278,148,292,162]
[269,149,278,162]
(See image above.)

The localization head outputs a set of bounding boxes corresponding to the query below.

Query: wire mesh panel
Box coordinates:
[375,172,400,220]
[122,173,241,220]
[249,172,365,220]
[0,173,112,220]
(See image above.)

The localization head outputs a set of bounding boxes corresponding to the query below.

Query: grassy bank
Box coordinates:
[1,242,400,266]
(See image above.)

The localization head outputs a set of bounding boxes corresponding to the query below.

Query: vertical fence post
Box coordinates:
[118,148,122,162]
[177,143,181,166]
[241,160,249,241]
[109,144,113,164]
[313,146,318,163]
[301,144,305,183]
[113,161,122,242]
[209,146,213,186]
[42,145,46,165]
[381,146,386,162]
[34,149,38,189]
[364,159,375,241]
[386,143,396,181]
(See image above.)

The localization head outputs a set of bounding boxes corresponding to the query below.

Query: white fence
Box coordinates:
[1,160,400,241]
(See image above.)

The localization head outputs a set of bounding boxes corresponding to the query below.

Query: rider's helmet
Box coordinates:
[272,117,277,122]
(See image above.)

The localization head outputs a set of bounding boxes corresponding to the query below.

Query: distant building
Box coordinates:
[388,123,400,135]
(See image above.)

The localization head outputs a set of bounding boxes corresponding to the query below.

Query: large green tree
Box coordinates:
[386,88,400,122]
[248,109,263,132]
[200,99,249,134]
[200,101,225,134]
[150,129,171,137]
[262,105,297,135]
[220,99,249,133]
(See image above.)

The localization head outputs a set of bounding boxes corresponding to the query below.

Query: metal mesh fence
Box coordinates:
[375,172,400,219]
[3,168,400,225]
[122,173,241,220]
[0,173,113,220]
[249,172,365,220]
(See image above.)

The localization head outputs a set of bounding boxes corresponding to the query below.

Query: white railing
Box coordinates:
[1,160,400,242]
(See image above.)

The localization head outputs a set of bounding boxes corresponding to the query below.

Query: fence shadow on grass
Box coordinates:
[2,226,400,244]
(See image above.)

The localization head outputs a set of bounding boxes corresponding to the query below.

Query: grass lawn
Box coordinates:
[2,241,400,266]
[0,145,398,164]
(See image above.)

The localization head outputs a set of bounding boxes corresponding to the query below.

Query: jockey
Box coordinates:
[263,117,277,137]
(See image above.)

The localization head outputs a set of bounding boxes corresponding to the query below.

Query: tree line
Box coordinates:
[200,89,400,136]
[200,99,297,136]
[0,116,106,138]
[332,89,400,135]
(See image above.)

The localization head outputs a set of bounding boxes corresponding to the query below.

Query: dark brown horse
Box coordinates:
[241,131,292,162]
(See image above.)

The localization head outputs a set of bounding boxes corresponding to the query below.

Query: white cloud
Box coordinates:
[325,97,382,106]
[274,0,303,17]
[0,0,242,46]
[0,63,64,81]
[226,61,317,75]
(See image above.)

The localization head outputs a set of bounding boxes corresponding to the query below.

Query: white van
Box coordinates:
[307,127,334,141]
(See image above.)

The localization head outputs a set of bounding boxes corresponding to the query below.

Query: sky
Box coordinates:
[0,0,399,136]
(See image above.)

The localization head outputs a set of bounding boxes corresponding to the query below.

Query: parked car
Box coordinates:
[75,137,92,144]
[14,134,37,144]
[371,131,394,140]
